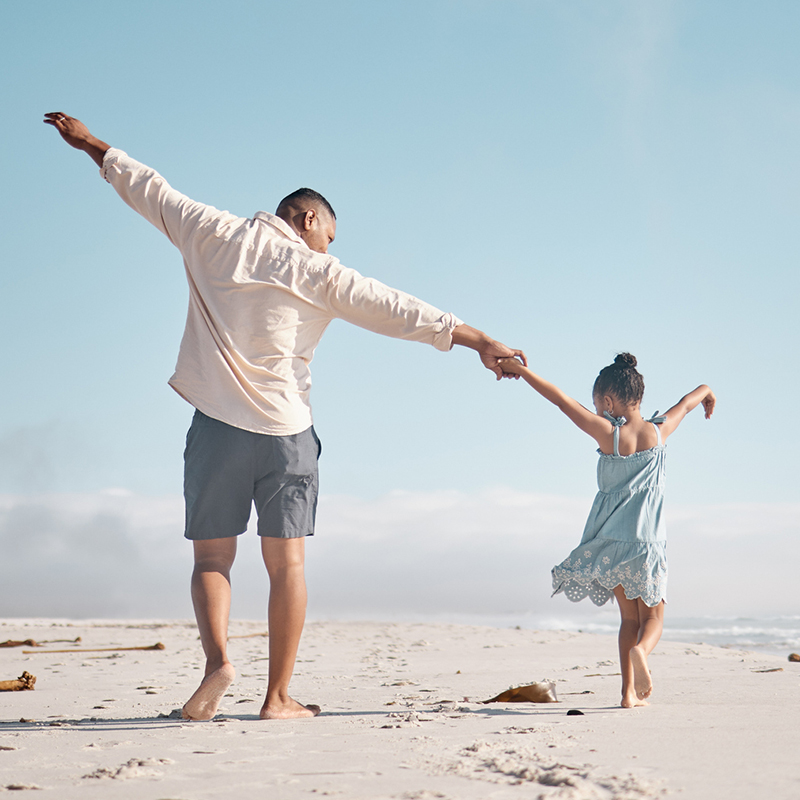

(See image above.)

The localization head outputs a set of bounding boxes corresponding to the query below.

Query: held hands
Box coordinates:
[480,342,527,380]
[496,356,526,379]
[450,325,527,380]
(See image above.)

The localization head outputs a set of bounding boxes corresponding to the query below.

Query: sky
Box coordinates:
[1,1,798,624]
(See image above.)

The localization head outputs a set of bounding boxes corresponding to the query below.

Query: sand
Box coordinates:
[1,618,798,799]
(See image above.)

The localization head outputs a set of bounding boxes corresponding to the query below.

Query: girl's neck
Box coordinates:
[611,404,643,422]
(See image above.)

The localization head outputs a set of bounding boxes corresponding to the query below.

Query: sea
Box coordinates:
[369,612,800,659]
[538,615,800,658]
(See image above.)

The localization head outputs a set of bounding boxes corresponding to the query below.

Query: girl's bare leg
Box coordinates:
[630,598,664,699]
[183,538,238,720]
[613,585,649,708]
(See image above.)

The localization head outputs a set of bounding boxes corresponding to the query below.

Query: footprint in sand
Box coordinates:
[82,757,173,780]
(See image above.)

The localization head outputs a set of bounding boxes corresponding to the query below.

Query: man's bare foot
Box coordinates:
[630,645,653,699]
[182,663,236,721]
[621,689,649,708]
[260,696,321,720]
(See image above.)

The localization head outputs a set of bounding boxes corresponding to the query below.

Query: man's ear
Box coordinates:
[303,208,317,231]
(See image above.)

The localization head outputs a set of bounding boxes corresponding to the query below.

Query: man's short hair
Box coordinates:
[276,188,336,220]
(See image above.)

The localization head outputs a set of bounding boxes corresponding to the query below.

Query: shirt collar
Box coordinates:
[253,211,304,244]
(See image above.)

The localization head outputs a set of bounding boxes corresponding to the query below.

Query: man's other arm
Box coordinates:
[324,263,526,379]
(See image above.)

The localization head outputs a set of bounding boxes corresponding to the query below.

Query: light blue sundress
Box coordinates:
[551,414,667,608]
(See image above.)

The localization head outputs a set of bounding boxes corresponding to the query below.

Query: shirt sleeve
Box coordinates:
[323,262,463,351]
[100,149,227,252]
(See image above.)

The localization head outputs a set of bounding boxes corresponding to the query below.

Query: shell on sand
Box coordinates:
[482,680,558,704]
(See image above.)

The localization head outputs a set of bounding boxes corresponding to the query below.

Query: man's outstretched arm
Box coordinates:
[44,112,226,252]
[43,113,110,167]
[451,324,527,380]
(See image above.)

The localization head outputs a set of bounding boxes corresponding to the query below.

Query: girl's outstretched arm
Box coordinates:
[658,385,716,440]
[497,358,612,443]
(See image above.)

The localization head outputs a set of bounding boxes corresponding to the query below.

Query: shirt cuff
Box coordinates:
[99,148,126,182]
[431,312,464,351]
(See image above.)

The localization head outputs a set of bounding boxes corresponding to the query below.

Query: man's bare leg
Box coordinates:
[259,536,320,719]
[182,538,238,721]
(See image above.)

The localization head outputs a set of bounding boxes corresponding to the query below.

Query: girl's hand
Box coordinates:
[497,356,525,378]
[702,389,716,419]
[659,384,716,440]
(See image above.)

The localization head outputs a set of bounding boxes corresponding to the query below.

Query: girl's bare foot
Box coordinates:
[182,663,236,721]
[621,689,650,708]
[260,697,321,720]
[630,645,653,699]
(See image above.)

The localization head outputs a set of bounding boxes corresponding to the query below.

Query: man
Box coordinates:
[44,112,526,721]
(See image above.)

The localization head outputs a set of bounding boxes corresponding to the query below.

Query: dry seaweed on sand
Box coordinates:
[22,643,165,655]
[0,671,37,691]
[1,636,81,648]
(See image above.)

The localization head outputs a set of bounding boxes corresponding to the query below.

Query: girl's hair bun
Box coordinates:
[613,352,637,369]
[594,352,644,404]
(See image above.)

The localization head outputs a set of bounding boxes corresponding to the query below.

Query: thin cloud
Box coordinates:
[1,489,795,621]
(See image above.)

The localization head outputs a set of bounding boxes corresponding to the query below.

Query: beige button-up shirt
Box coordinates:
[101,149,462,435]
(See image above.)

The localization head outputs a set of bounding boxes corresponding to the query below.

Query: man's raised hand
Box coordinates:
[44,112,91,149]
[43,112,110,168]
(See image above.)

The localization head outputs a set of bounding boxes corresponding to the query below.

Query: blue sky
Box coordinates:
[1,1,798,620]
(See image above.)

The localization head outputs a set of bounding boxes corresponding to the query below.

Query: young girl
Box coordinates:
[498,353,715,708]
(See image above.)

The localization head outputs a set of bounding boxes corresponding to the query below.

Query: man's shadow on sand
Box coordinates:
[0,704,618,732]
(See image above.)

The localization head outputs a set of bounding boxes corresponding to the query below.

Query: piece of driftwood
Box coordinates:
[22,643,165,655]
[41,636,82,645]
[0,672,36,691]
[483,680,558,704]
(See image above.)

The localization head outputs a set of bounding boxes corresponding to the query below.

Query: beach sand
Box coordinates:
[1,618,798,799]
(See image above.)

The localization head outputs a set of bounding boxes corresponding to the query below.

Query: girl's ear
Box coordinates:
[603,395,615,413]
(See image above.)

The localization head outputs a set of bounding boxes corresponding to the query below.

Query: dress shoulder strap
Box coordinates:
[652,421,662,446]
[647,411,666,446]
[603,411,626,457]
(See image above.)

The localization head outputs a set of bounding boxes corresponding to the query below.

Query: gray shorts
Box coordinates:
[183,410,321,540]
